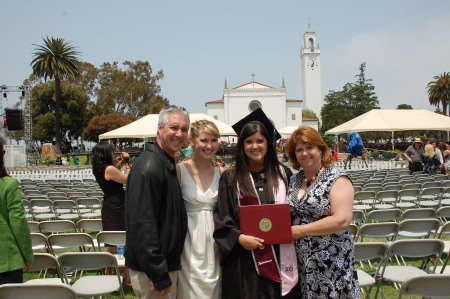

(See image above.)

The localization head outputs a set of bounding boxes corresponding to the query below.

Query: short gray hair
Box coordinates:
[158,105,190,127]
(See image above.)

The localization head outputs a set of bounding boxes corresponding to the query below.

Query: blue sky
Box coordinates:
[1,0,449,115]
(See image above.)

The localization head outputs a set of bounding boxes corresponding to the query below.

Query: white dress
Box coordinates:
[177,163,222,299]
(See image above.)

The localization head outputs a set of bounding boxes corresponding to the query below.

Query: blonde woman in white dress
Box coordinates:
[176,120,225,299]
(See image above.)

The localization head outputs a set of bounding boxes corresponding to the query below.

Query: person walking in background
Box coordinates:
[176,120,225,299]
[125,105,189,299]
[285,126,360,299]
[214,109,299,299]
[0,137,34,285]
[404,137,424,174]
[91,141,131,284]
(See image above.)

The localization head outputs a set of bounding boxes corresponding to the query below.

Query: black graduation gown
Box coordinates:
[213,168,298,299]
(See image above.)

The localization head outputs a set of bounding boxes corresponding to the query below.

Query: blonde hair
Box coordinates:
[189,120,220,139]
[424,144,435,158]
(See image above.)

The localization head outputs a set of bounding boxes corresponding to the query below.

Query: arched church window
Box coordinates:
[249,101,261,112]
[308,38,314,48]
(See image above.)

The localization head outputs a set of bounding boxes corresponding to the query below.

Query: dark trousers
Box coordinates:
[409,161,423,174]
[0,269,23,285]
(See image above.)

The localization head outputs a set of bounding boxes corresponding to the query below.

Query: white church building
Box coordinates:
[205,25,322,135]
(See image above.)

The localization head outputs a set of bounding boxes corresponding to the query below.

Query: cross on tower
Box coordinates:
[251,72,255,82]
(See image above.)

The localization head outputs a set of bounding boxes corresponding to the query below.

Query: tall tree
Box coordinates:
[31,37,81,153]
[397,104,413,109]
[31,81,91,144]
[83,113,136,142]
[95,61,167,116]
[321,63,379,134]
[72,61,99,99]
[427,72,450,116]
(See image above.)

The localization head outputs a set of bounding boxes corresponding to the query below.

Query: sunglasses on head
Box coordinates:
[165,105,187,112]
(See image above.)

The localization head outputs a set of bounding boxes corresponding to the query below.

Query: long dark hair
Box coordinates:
[0,137,8,178]
[92,141,115,180]
[232,121,282,199]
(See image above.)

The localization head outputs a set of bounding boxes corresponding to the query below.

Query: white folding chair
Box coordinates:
[38,220,77,234]
[58,252,124,299]
[354,242,388,296]
[77,218,103,249]
[352,210,365,224]
[52,200,81,221]
[28,221,40,233]
[418,187,443,208]
[437,206,450,222]
[24,253,65,285]
[76,197,102,218]
[0,283,77,299]
[437,221,450,263]
[97,231,127,267]
[422,181,442,189]
[48,233,96,255]
[397,219,440,239]
[366,209,401,223]
[347,224,358,239]
[375,239,444,298]
[373,190,397,210]
[31,233,53,254]
[30,199,55,221]
[397,274,450,299]
[395,189,419,209]
[356,222,399,242]
[400,208,436,220]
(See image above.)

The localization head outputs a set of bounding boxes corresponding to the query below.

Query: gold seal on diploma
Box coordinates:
[259,218,272,232]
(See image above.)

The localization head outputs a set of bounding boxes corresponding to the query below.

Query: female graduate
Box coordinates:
[213,109,299,299]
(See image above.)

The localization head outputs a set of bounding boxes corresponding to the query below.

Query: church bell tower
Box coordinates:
[301,25,322,121]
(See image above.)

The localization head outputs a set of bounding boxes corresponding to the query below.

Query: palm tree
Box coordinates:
[31,37,81,153]
[427,72,450,116]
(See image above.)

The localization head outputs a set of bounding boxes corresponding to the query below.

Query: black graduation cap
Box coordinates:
[232,108,281,142]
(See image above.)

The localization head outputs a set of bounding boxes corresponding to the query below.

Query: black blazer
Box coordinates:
[124,142,187,291]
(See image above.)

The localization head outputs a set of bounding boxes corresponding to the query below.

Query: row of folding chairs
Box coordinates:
[31,230,126,257]
[354,180,450,194]
[23,188,103,197]
[355,239,450,298]
[22,187,103,200]
[350,170,449,187]
[353,207,450,224]
[353,188,450,211]
[28,219,103,234]
[349,219,449,243]
[24,197,102,221]
[0,252,124,298]
[21,178,97,185]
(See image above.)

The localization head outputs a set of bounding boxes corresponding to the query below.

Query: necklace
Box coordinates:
[303,167,322,187]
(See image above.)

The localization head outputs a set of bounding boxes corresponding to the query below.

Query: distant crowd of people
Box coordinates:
[403,138,450,175]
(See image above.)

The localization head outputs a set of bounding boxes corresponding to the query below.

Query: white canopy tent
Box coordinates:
[98,113,236,140]
[278,126,299,136]
[325,109,450,149]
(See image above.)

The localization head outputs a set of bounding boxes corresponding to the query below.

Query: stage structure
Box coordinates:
[1,84,40,165]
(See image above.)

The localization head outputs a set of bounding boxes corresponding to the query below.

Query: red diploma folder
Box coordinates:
[239,203,292,244]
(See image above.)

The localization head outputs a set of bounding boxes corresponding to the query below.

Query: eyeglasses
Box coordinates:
[165,105,187,112]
